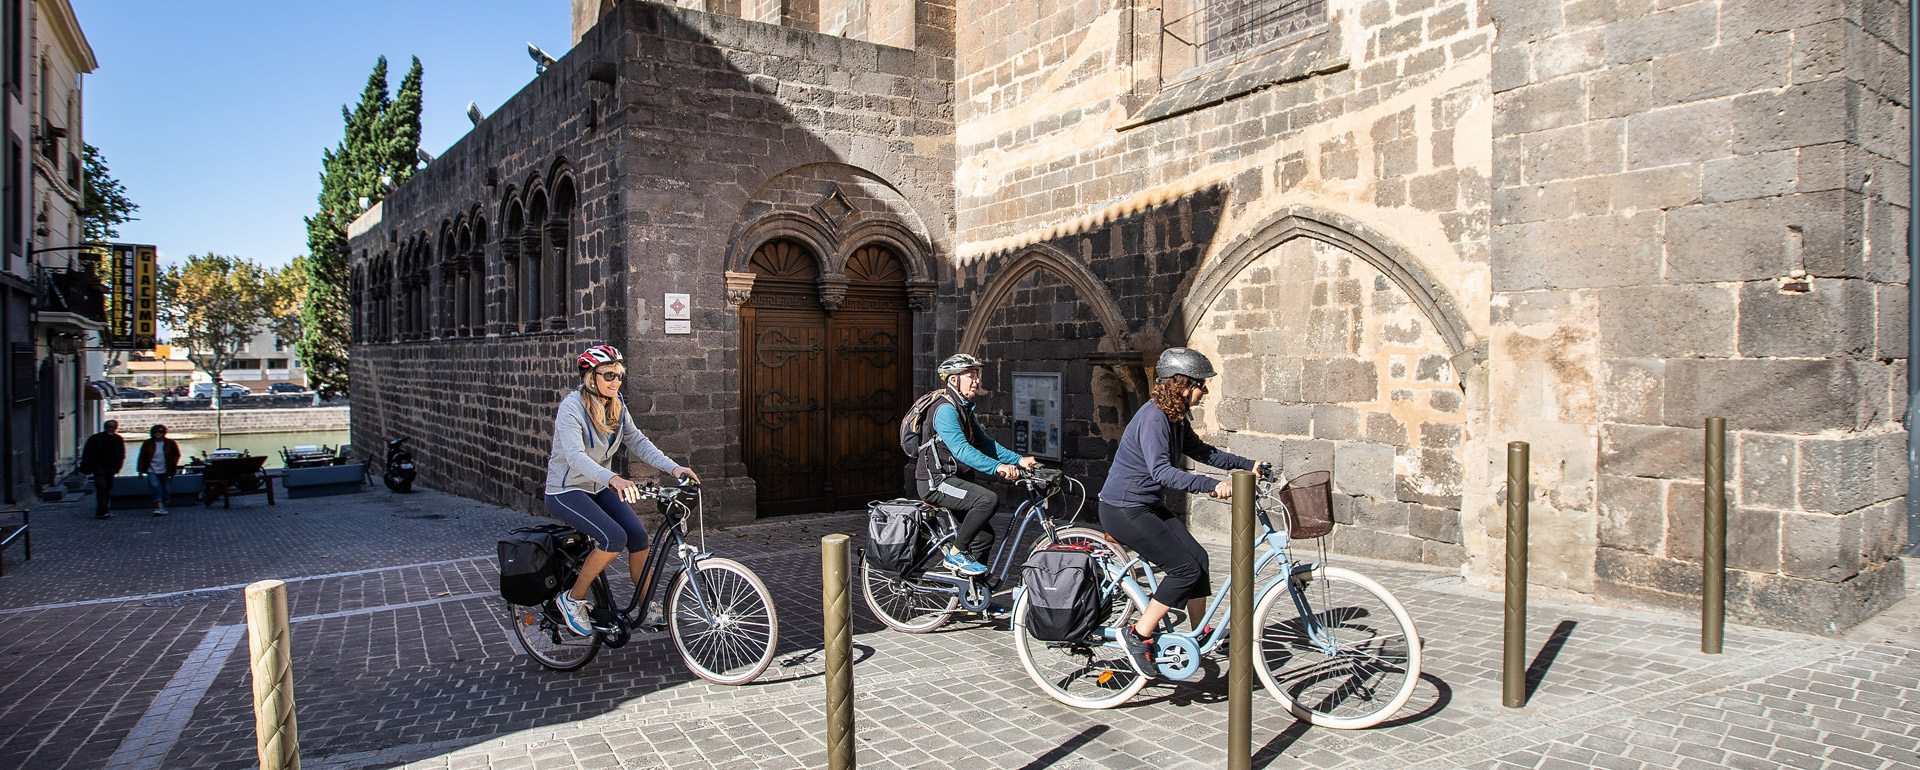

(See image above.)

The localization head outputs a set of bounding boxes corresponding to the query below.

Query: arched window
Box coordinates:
[548,178,577,329]
[501,199,524,330]
[470,216,488,335]
[522,191,547,330]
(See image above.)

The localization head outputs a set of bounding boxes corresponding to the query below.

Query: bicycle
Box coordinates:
[504,479,780,685]
[1010,467,1421,728]
[860,467,1120,633]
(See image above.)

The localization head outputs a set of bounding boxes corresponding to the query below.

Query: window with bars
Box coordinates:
[1162,0,1327,78]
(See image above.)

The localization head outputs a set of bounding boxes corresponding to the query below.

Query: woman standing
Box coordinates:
[544,345,701,635]
[136,424,181,517]
[1099,347,1265,676]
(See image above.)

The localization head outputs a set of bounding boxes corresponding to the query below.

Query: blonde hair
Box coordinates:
[580,364,625,434]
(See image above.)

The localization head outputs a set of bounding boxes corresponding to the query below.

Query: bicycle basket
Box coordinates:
[1277,471,1335,539]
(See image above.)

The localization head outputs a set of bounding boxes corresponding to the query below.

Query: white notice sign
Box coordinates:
[1010,371,1063,461]
[664,293,690,320]
[664,320,691,335]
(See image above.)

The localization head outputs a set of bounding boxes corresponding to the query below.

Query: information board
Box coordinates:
[106,243,158,350]
[1009,371,1063,461]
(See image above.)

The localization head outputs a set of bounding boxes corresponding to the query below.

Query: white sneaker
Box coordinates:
[153,507,167,517]
[640,601,667,629]
[554,592,595,635]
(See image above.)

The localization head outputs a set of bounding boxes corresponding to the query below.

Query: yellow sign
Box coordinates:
[106,243,158,350]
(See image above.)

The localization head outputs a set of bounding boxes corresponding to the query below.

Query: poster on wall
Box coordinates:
[105,243,158,350]
[1010,371,1062,462]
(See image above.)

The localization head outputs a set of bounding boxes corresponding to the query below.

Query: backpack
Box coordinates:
[866,499,928,573]
[498,523,576,606]
[1021,544,1110,642]
[898,389,957,458]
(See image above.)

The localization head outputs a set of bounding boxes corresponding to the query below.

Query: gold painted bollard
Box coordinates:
[1228,470,1256,770]
[822,534,855,770]
[246,579,299,770]
[1503,442,1529,709]
[1703,417,1727,654]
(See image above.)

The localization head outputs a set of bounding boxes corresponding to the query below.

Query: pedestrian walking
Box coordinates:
[78,420,125,519]
[137,424,181,517]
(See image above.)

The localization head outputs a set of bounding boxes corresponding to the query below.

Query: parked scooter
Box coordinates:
[383,436,416,493]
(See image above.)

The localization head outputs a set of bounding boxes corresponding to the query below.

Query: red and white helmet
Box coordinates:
[577,344,623,373]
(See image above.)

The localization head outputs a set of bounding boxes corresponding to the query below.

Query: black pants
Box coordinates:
[92,472,113,515]
[1099,501,1211,607]
[918,477,998,563]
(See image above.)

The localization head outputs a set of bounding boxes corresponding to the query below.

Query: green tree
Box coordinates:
[265,257,308,353]
[156,254,277,410]
[300,56,423,400]
[81,143,138,242]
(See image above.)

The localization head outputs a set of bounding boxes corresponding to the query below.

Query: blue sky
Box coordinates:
[77,1,574,269]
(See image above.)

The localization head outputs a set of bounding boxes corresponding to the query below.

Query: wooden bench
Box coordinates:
[0,505,26,576]
[281,463,367,499]
[199,456,275,508]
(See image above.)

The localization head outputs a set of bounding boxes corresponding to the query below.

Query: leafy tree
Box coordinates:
[265,257,308,354]
[156,254,276,410]
[81,143,137,243]
[300,56,423,400]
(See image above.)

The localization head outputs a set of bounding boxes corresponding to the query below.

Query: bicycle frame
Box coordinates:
[909,474,1078,609]
[574,490,721,640]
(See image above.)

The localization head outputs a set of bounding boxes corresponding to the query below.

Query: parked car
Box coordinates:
[266,382,309,394]
[114,386,156,400]
[189,382,252,399]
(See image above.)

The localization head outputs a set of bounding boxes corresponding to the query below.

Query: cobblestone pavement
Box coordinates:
[0,484,1915,770]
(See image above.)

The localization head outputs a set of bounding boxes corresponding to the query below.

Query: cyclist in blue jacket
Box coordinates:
[912,353,1038,578]
[1101,347,1266,676]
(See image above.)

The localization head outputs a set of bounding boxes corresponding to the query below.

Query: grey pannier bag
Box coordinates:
[867,499,927,573]
[1021,544,1107,642]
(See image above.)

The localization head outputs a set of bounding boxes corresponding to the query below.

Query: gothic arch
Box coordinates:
[1177,207,1478,362]
[725,212,835,276]
[957,242,1130,356]
[830,217,934,284]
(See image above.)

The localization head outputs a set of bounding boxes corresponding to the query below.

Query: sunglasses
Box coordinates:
[597,371,626,382]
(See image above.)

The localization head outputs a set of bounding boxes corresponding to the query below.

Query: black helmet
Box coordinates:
[1154,347,1216,381]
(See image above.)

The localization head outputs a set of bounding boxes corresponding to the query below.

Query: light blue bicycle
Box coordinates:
[1009,468,1421,728]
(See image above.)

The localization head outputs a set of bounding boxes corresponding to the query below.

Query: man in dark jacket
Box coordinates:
[79,420,124,519]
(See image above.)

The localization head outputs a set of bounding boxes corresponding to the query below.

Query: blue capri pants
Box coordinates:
[544,487,651,553]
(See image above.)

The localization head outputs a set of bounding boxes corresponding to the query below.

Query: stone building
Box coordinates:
[349,0,1911,634]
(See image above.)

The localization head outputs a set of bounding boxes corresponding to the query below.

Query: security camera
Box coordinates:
[416,148,434,165]
[466,101,484,126]
[528,42,557,74]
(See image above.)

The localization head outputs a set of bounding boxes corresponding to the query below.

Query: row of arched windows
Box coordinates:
[349,171,579,344]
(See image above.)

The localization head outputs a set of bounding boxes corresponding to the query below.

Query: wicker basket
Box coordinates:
[1277,470,1335,539]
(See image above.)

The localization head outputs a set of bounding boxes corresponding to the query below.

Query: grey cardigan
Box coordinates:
[544,391,679,495]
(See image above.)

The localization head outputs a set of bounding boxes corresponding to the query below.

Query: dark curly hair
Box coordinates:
[1152,374,1200,423]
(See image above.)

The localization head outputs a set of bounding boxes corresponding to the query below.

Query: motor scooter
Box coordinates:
[383,436,416,493]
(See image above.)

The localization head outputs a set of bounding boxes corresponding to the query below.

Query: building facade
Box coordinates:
[349,0,1911,634]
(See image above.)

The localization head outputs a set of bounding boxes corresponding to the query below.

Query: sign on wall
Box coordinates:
[1010,371,1062,461]
[664,292,690,335]
[106,243,158,350]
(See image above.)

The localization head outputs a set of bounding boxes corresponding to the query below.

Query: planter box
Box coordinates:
[109,474,205,509]
[282,463,367,499]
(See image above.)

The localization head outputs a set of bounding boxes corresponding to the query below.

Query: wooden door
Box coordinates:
[824,245,912,508]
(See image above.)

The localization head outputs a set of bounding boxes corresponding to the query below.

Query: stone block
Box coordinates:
[1664,480,1704,563]
[1873,430,1907,503]
[1726,561,1904,635]
[1490,211,1662,291]
[1598,473,1665,553]
[1701,150,1796,203]
[1737,432,1796,510]
[1492,78,1585,137]
[1797,435,1878,514]
[1732,80,1849,154]
[1260,357,1305,402]
[1216,396,1250,431]
[1595,285,1735,358]
[1398,448,1463,508]
[1333,440,1397,499]
[1651,34,1789,107]
[1523,121,1624,184]
[1720,0,1851,38]
[1587,61,1650,120]
[1603,0,1718,64]
[1331,492,1357,524]
[1364,412,1409,446]
[1780,511,1861,582]
[1408,171,1460,212]
[1530,28,1605,81]
[1351,497,1412,533]
[1329,526,1425,563]
[1248,400,1311,436]
[1599,423,1703,480]
[1736,278,1874,358]
[1491,44,1530,93]
[1281,438,1336,475]
[1608,165,1698,211]
[1626,100,1731,169]
[1664,195,1847,283]
[1857,498,1906,563]
[1410,503,1462,544]
[1664,358,1869,433]
[1320,133,1358,179]
[1430,389,1461,413]
[1726,506,1782,573]
[1228,433,1291,469]
[1488,0,1564,44]
[1312,405,1360,440]
[1594,547,1699,601]
[1422,540,1468,567]
[1300,358,1377,403]
[1597,359,1664,425]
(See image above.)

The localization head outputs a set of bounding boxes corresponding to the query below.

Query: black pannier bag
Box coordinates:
[498,523,575,606]
[867,499,926,573]
[1022,544,1108,642]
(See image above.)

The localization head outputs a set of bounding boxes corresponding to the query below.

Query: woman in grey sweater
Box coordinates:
[544,344,701,635]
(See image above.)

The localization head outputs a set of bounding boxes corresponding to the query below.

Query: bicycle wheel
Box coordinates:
[1012,580,1148,709]
[506,580,609,672]
[667,557,779,685]
[1253,565,1420,729]
[861,549,959,633]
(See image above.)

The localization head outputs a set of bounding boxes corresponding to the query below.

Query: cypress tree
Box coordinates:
[384,57,424,188]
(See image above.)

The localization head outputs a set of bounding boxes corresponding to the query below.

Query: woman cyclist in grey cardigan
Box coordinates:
[545,344,701,635]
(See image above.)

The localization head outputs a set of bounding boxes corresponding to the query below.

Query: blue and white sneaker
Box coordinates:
[943,550,987,576]
[554,592,595,636]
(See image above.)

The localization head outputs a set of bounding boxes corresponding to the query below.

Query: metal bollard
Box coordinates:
[1702,417,1727,654]
[246,579,300,770]
[1503,442,1530,709]
[822,534,855,770]
[1228,470,1256,770]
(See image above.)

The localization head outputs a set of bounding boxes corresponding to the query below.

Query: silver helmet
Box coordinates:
[1154,347,1216,381]
[936,353,983,377]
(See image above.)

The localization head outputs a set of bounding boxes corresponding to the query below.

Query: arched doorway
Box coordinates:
[740,240,911,516]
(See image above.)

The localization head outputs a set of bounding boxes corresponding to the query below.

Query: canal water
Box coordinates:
[106,429,354,473]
